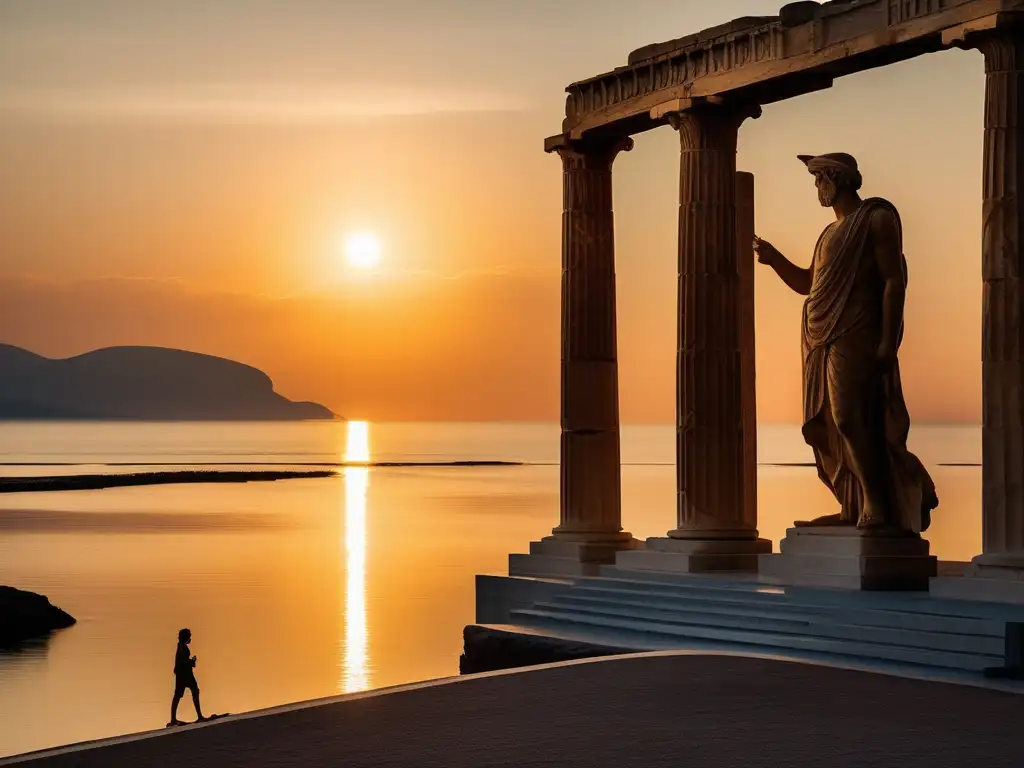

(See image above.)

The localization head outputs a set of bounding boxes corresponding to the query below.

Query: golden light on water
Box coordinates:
[344,420,371,464]
[342,420,370,694]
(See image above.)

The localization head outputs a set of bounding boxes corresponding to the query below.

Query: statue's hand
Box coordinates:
[875,339,897,370]
[753,236,779,266]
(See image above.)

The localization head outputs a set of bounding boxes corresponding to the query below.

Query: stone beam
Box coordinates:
[559,0,1024,140]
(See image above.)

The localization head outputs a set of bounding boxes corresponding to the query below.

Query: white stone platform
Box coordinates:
[475,567,1024,681]
[759,526,937,590]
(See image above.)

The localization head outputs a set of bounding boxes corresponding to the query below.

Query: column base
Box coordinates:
[615,536,771,574]
[759,526,936,591]
[508,534,640,578]
[930,554,1024,604]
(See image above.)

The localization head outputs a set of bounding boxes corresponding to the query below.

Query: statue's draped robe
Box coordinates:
[801,197,938,532]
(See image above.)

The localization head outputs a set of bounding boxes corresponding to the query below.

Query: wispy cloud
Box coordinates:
[0,84,530,124]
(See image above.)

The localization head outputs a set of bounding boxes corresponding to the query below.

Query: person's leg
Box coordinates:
[189,683,206,720]
[171,681,185,723]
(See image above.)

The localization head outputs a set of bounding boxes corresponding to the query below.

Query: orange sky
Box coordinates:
[0,0,983,422]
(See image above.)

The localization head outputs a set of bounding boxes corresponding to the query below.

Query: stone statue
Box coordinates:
[753,152,938,533]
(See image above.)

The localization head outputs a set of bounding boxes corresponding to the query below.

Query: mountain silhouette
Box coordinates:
[0,345,335,421]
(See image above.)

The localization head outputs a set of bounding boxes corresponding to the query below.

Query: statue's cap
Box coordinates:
[798,152,859,174]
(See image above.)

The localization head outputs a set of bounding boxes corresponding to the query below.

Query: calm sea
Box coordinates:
[0,421,981,757]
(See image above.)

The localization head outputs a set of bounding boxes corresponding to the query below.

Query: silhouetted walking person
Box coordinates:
[170,628,207,725]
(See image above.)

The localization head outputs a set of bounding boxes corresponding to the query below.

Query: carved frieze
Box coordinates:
[888,0,948,25]
[564,24,784,122]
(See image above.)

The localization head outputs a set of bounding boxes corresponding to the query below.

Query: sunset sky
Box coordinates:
[0,0,984,422]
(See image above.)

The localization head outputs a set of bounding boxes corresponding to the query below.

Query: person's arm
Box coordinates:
[870,208,905,367]
[754,236,812,296]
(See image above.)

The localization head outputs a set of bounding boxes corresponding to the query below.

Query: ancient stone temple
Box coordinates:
[506,0,1024,600]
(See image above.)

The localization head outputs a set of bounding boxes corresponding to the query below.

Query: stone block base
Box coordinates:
[509,535,639,577]
[615,536,772,574]
[930,556,1024,604]
[759,526,936,591]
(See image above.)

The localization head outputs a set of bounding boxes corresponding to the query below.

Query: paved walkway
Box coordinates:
[7,654,1023,767]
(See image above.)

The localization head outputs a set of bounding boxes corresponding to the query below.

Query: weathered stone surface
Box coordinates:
[529,4,1024,599]
[551,137,634,545]
[0,586,75,645]
[513,138,637,578]
[627,16,779,65]
[977,28,1024,569]
[616,125,768,576]
[757,152,938,535]
[559,0,1024,139]
[736,172,758,530]
[671,105,760,542]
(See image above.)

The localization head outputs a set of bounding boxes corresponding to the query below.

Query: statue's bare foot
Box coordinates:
[856,507,886,529]
[794,513,850,527]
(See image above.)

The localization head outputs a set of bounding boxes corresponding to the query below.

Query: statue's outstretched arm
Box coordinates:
[754,236,811,296]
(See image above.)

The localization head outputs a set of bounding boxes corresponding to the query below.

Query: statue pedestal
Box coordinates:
[759,526,936,591]
[616,536,772,574]
[509,535,640,577]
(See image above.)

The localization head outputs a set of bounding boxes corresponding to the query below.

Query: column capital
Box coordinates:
[663,101,762,152]
[545,134,634,167]
[955,16,1024,68]
[977,29,1024,72]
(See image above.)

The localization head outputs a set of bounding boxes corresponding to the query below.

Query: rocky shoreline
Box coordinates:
[0,587,76,645]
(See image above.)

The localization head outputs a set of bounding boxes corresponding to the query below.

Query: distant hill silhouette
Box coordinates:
[0,345,336,421]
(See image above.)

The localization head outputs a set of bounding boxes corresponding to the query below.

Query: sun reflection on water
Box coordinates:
[342,420,370,694]
[345,420,371,464]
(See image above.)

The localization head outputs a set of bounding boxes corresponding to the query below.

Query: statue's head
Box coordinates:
[797,153,862,207]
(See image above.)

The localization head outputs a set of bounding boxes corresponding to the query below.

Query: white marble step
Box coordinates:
[569,584,1007,638]
[540,596,1006,656]
[595,569,1024,620]
[511,608,1000,672]
[557,592,815,624]
[540,598,813,633]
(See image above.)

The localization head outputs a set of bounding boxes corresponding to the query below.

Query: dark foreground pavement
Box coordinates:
[8,654,1024,767]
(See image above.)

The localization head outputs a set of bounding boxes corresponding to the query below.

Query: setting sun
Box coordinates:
[344,233,382,269]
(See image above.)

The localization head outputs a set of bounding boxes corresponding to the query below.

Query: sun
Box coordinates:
[344,232,382,269]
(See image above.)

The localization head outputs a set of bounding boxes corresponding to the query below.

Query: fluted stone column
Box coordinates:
[933,25,1024,602]
[671,105,764,540]
[736,172,758,530]
[618,104,768,574]
[509,136,635,577]
[554,138,633,542]
[977,30,1024,573]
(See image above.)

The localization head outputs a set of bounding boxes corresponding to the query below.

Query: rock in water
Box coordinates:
[0,586,76,644]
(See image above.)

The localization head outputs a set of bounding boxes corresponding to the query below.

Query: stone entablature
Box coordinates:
[561,0,1020,138]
